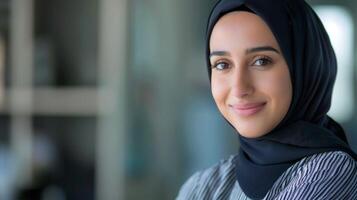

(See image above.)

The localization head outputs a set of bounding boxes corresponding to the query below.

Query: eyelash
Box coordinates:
[252,56,273,67]
[211,56,273,71]
[211,60,230,71]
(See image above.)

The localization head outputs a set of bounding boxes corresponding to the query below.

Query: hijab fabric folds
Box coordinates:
[205,0,357,199]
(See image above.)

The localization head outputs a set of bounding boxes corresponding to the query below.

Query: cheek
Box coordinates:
[256,66,292,110]
[211,78,228,106]
[261,75,290,96]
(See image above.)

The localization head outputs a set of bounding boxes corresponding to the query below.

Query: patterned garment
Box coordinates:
[176,151,357,200]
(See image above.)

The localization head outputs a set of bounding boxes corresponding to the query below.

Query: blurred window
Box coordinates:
[314,6,355,122]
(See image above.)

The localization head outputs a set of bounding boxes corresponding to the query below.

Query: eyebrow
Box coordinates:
[209,51,230,58]
[209,46,280,59]
[246,46,280,54]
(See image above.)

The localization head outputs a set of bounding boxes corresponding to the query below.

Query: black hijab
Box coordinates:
[205,0,357,199]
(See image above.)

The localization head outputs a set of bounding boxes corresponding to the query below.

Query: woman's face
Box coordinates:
[209,11,292,138]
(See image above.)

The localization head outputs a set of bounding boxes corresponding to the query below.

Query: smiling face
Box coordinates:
[209,11,293,138]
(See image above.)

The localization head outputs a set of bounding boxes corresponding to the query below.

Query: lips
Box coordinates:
[229,102,266,117]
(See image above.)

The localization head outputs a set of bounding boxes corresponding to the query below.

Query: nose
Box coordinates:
[231,67,253,98]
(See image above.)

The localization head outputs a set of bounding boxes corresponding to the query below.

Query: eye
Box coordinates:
[212,61,230,71]
[252,56,273,67]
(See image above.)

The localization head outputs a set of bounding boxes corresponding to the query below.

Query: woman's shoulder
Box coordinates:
[266,151,357,199]
[305,150,355,165]
[287,150,356,177]
[176,155,237,200]
[293,150,356,180]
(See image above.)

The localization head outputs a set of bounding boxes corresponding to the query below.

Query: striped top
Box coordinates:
[176,151,357,200]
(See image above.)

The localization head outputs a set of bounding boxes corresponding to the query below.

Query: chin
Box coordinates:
[239,131,265,138]
[234,123,269,138]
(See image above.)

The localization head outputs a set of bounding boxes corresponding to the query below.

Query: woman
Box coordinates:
[176,0,357,199]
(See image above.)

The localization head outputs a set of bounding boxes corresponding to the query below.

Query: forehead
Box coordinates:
[209,11,280,51]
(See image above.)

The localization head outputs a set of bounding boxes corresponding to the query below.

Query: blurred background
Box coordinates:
[0,0,356,199]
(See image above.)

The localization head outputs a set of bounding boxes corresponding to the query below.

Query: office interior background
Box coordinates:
[0,0,356,199]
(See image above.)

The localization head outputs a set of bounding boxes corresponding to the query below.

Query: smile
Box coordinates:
[229,102,266,117]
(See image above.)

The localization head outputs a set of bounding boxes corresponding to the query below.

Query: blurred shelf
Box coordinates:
[0,87,99,116]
